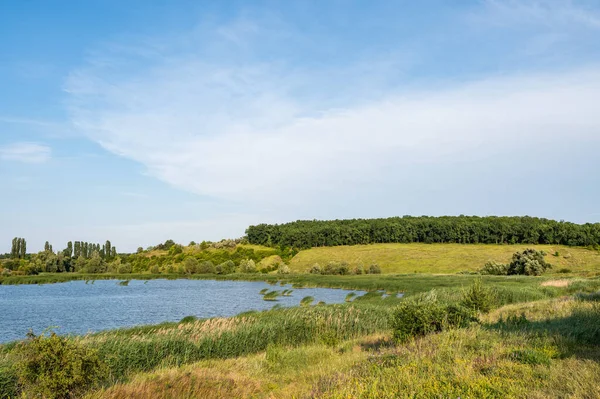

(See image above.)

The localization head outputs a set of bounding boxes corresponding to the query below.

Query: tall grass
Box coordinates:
[81,302,392,383]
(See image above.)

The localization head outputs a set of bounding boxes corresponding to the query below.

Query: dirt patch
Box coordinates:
[541,280,570,288]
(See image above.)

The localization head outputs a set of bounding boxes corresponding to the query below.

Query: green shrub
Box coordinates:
[0,363,18,399]
[367,264,382,274]
[117,263,133,274]
[391,296,476,342]
[507,249,551,276]
[479,261,509,275]
[277,264,291,274]
[149,265,160,274]
[15,332,106,399]
[198,261,216,274]
[239,259,257,273]
[182,257,199,274]
[461,278,495,313]
[309,264,322,274]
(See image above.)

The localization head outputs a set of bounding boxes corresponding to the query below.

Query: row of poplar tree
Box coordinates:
[10,238,117,259]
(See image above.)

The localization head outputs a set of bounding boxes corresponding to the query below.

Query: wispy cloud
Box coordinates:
[65,3,600,216]
[0,142,52,164]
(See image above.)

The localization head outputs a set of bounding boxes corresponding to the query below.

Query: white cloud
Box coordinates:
[0,142,51,164]
[66,49,600,204]
[64,8,600,216]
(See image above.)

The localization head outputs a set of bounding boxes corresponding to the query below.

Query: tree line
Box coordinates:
[246,216,600,249]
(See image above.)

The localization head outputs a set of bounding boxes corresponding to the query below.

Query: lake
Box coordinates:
[0,279,362,343]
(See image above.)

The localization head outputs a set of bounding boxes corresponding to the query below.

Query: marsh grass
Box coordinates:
[262,290,280,301]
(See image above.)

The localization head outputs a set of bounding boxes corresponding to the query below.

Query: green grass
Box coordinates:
[289,243,600,275]
[79,293,600,399]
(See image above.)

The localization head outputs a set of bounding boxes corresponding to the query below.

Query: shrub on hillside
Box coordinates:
[507,249,551,276]
[182,257,199,274]
[215,260,236,275]
[239,259,257,273]
[479,261,510,275]
[368,264,382,274]
[309,264,322,274]
[323,261,350,275]
[117,263,133,274]
[479,249,551,276]
[391,294,477,342]
[198,260,216,274]
[277,264,291,274]
[15,331,106,399]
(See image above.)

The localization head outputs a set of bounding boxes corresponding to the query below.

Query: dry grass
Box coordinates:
[288,243,600,275]
[541,279,570,287]
[86,341,367,399]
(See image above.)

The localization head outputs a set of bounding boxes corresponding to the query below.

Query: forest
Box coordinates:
[246,216,600,249]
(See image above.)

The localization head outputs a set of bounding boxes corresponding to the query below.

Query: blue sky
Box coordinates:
[1,0,600,253]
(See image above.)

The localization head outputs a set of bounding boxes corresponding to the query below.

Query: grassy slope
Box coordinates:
[289,243,600,274]
[85,296,600,399]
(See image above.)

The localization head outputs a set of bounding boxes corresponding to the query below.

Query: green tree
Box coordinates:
[20,238,26,259]
[105,240,112,258]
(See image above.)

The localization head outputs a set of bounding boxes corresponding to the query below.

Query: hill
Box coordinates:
[288,243,600,275]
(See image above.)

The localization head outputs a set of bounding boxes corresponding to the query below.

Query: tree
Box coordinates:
[44,241,50,252]
[63,242,73,258]
[10,237,18,259]
[105,240,112,258]
[20,238,26,259]
[74,242,81,258]
[182,257,199,274]
[111,247,117,258]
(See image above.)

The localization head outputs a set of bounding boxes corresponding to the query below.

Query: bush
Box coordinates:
[0,364,18,399]
[507,249,551,276]
[310,263,323,274]
[479,261,509,275]
[15,332,106,399]
[353,265,364,275]
[322,261,350,275]
[198,261,216,274]
[239,259,257,273]
[117,263,133,274]
[182,257,199,274]
[391,296,476,342]
[277,264,291,274]
[309,264,322,274]
[149,265,160,274]
[368,264,382,274]
[215,260,235,275]
[461,278,495,313]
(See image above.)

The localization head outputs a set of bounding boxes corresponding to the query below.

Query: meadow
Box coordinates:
[288,243,600,275]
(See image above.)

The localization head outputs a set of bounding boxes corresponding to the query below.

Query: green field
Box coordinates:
[289,243,600,275]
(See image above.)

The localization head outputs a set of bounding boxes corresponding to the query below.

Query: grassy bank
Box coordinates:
[80,294,600,399]
[289,243,600,275]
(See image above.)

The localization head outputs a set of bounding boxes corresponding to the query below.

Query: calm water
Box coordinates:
[0,279,362,343]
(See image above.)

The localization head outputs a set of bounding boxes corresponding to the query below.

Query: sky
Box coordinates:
[1,0,600,253]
